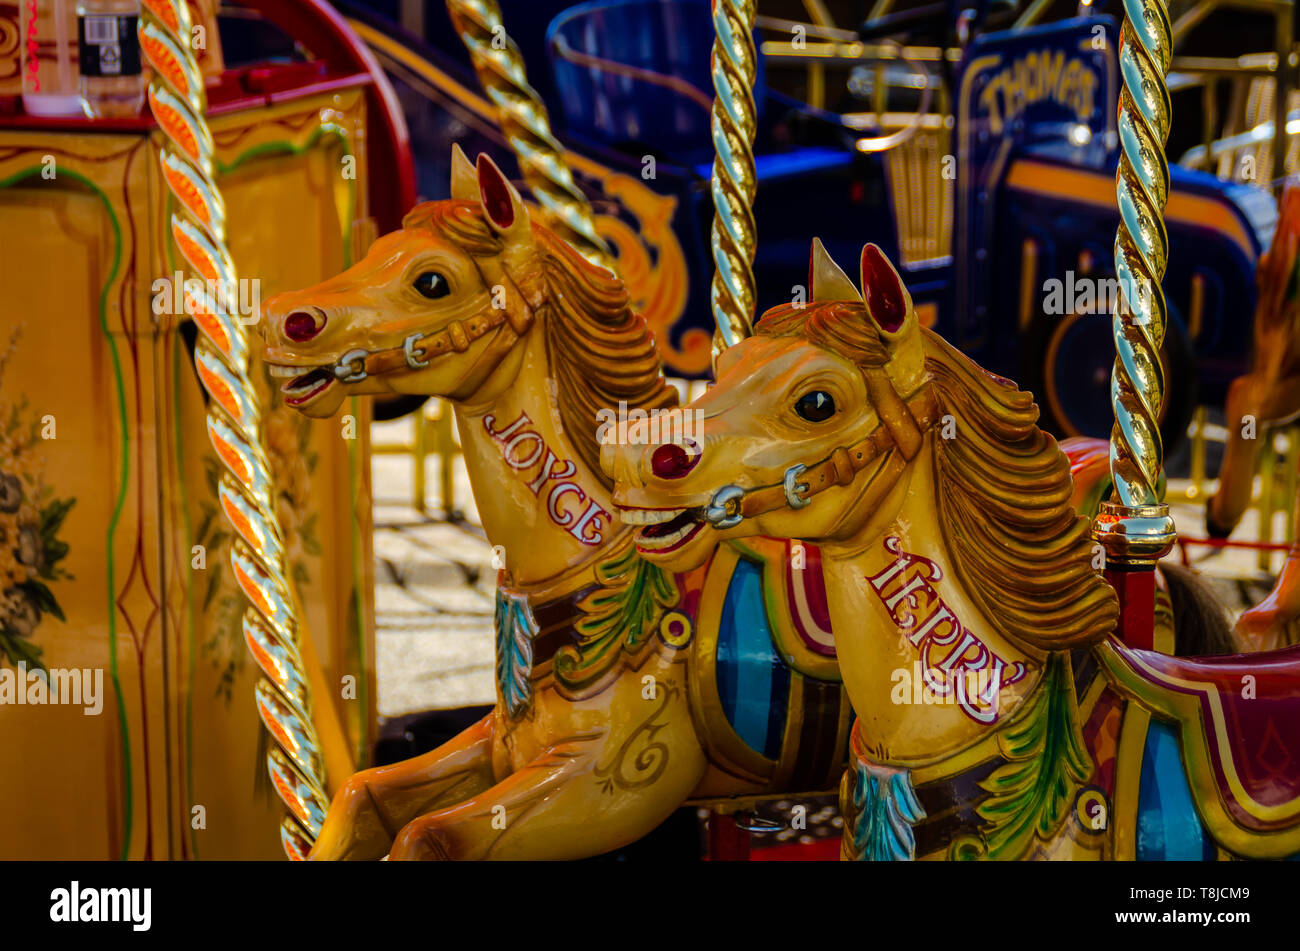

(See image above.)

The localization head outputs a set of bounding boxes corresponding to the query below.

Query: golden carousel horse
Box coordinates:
[604,242,1300,860]
[259,148,853,860]
[1208,187,1300,651]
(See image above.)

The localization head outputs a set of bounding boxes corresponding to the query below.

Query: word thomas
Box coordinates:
[0,662,103,715]
[484,412,611,546]
[867,536,1025,723]
[150,270,261,323]
[595,401,705,446]
[977,49,1098,135]
[50,882,151,931]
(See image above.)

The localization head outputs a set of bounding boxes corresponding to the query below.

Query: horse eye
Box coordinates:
[413,271,450,299]
[794,390,835,422]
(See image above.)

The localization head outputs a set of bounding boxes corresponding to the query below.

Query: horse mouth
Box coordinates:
[620,506,708,553]
[270,365,335,406]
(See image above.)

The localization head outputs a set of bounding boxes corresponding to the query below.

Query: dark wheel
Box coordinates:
[1021,304,1196,458]
[371,393,431,421]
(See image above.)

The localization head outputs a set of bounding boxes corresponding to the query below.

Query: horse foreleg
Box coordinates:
[309,713,498,861]
[387,684,707,860]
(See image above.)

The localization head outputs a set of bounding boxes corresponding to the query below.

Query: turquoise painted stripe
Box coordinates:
[718,560,783,755]
[1137,720,1214,861]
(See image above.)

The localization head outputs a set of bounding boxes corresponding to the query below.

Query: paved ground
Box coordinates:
[369,409,1288,717]
[372,413,497,717]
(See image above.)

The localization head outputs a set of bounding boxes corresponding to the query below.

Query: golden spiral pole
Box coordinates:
[1092,0,1179,649]
[709,0,758,350]
[444,0,615,273]
[139,0,329,859]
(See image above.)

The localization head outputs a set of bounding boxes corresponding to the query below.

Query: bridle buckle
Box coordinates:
[705,485,745,529]
[783,464,810,509]
[403,333,430,370]
[335,349,369,383]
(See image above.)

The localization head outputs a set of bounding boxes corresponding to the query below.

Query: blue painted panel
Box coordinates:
[717,559,789,758]
[1137,720,1216,861]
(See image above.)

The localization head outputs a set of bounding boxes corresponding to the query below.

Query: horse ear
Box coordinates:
[476,154,530,240]
[860,244,925,392]
[859,244,913,336]
[450,143,477,201]
[809,238,861,302]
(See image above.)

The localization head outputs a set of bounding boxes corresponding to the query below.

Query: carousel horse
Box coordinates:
[1207,187,1300,651]
[259,148,853,860]
[604,241,1300,859]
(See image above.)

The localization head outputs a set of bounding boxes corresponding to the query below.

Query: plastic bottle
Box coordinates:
[19,0,83,116]
[75,0,144,118]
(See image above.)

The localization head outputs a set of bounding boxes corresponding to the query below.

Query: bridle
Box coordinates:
[702,368,942,528]
[326,246,541,385]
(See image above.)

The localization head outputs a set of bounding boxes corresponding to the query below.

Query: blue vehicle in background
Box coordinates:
[322,0,1275,447]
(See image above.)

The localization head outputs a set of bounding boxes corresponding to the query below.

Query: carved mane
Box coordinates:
[755,302,1119,651]
[403,200,677,486]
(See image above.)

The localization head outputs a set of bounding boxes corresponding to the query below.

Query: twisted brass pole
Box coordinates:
[444,0,615,273]
[709,0,759,349]
[140,0,329,859]
[1093,0,1178,643]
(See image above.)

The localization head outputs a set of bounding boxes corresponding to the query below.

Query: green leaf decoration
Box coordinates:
[0,629,46,672]
[949,652,1091,860]
[557,544,678,691]
[20,580,64,624]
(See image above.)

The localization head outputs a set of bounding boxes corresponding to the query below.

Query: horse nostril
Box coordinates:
[651,443,698,479]
[284,311,322,342]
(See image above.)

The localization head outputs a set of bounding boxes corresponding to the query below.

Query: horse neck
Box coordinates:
[453,323,625,592]
[817,438,1043,766]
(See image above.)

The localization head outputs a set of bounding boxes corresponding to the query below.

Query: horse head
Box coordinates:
[606,239,1118,654]
[261,146,549,418]
[604,240,934,571]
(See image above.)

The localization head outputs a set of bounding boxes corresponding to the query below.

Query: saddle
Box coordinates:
[1096,636,1300,857]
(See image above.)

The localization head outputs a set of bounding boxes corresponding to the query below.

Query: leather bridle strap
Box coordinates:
[330,253,540,384]
[704,380,942,527]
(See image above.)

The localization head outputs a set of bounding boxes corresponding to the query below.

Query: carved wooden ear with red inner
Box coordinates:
[476,154,529,238]
[860,244,910,335]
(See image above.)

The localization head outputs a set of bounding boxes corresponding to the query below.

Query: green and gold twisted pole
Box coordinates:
[444,0,615,273]
[139,0,330,859]
[1092,0,1178,649]
[709,0,759,349]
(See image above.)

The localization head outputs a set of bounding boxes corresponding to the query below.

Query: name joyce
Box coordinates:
[0,662,103,715]
[867,535,1026,723]
[484,411,611,546]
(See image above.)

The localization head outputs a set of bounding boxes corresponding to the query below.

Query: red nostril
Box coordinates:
[651,443,698,479]
[285,311,321,342]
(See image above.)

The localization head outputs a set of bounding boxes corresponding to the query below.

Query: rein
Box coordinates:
[328,250,541,384]
[704,371,942,528]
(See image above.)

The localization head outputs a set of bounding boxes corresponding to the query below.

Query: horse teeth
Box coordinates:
[268,364,309,378]
[619,508,682,525]
[635,518,701,551]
